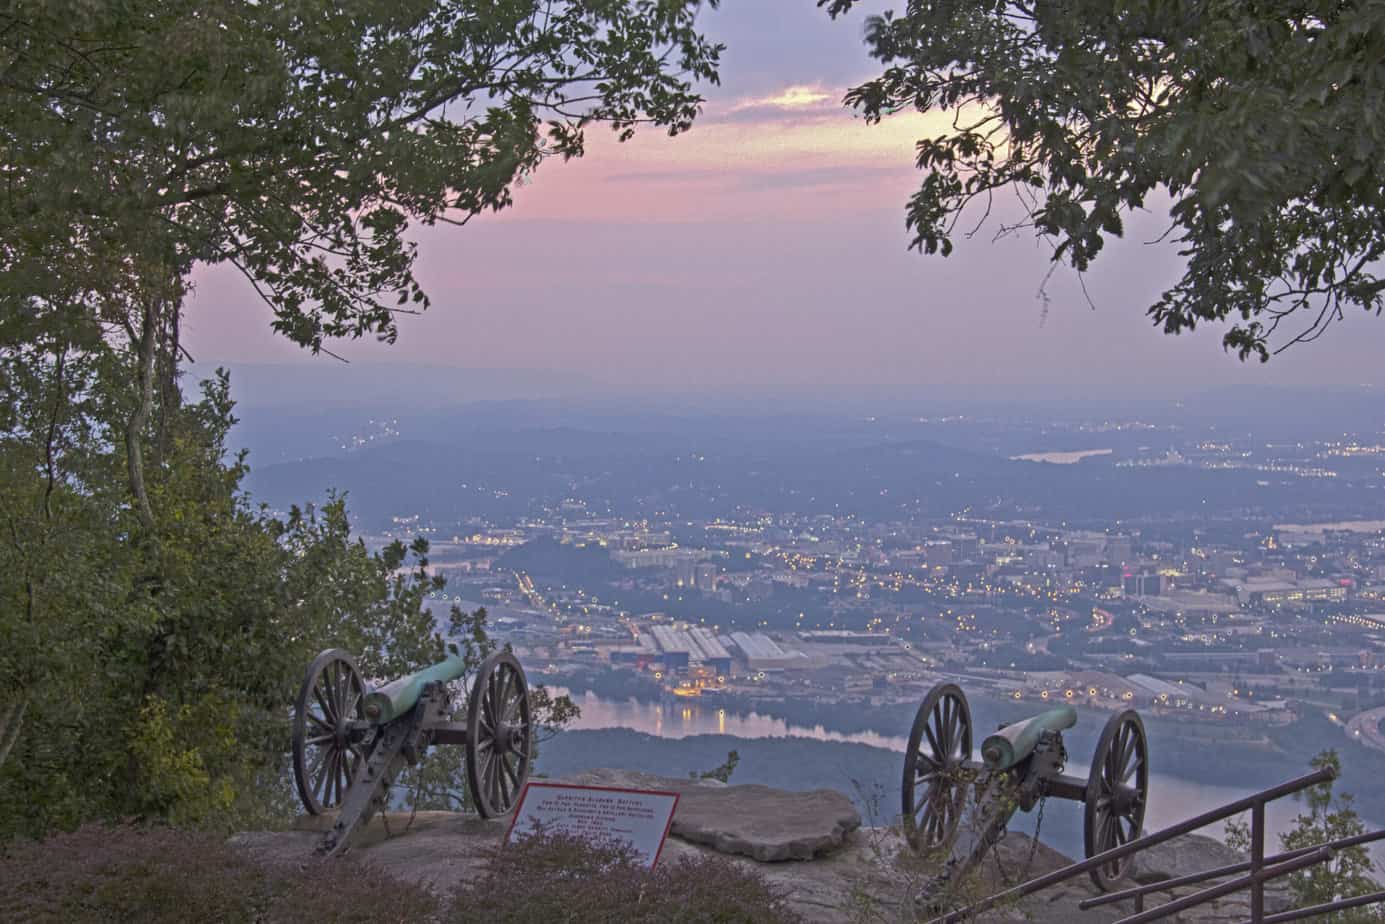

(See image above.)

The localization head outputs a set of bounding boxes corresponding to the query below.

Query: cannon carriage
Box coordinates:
[291,648,533,855]
[902,683,1148,893]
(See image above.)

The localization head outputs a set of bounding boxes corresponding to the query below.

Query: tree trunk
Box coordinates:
[0,695,27,771]
[127,299,158,532]
[42,347,66,521]
[154,304,180,468]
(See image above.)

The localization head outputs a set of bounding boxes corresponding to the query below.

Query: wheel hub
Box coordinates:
[493,723,525,756]
[1109,784,1141,814]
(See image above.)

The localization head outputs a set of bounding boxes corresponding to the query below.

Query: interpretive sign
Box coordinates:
[504,783,680,869]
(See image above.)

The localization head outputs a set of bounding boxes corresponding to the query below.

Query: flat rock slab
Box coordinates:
[559,768,862,862]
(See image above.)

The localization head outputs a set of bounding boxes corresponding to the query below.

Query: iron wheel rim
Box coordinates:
[902,682,973,851]
[1084,710,1149,890]
[292,648,368,815]
[466,651,533,818]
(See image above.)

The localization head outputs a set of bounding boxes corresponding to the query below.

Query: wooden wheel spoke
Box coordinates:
[339,747,356,789]
[324,751,336,805]
[922,721,943,762]
[502,692,522,726]
[499,757,518,804]
[341,685,362,721]
[944,697,961,754]
[1122,753,1142,784]
[496,666,513,712]
[332,664,349,722]
[1118,727,1136,778]
[481,682,498,730]
[311,749,330,799]
[325,663,343,719]
[332,749,347,804]
[313,685,336,724]
[489,751,503,808]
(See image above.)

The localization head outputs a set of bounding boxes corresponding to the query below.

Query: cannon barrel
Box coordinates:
[362,655,468,724]
[981,706,1077,770]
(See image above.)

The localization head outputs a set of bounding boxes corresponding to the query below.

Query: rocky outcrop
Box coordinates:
[561,768,861,862]
[230,771,1295,924]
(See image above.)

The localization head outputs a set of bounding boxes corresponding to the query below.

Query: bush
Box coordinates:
[0,825,439,923]
[451,832,801,923]
[0,825,800,923]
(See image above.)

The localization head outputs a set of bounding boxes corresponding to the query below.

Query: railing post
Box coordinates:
[1252,802,1266,924]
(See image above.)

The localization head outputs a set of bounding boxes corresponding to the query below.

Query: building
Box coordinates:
[1104,535,1134,568]
[728,632,805,670]
[687,627,732,675]
[648,626,693,671]
[1124,573,1164,597]
[922,540,954,567]
[1235,579,1348,607]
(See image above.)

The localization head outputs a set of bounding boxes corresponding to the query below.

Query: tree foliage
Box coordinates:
[0,332,577,835]
[821,0,1385,359]
[1279,751,1382,919]
[0,343,562,834]
[3,0,723,352]
[1226,750,1382,922]
[1,0,718,836]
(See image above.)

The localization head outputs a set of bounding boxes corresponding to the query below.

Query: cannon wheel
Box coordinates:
[466,651,533,818]
[1084,710,1149,890]
[902,682,973,851]
[293,648,369,815]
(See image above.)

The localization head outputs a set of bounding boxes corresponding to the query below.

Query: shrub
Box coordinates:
[0,825,439,923]
[450,832,801,923]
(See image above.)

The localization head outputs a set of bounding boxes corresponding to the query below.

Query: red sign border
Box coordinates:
[503,782,682,869]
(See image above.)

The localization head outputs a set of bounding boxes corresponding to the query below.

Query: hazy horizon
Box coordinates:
[183,2,1385,392]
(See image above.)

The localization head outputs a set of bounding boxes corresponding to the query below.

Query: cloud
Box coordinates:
[729,84,837,113]
[487,95,951,224]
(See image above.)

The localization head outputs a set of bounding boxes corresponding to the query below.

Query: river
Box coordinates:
[1010,449,1113,464]
[555,690,1384,862]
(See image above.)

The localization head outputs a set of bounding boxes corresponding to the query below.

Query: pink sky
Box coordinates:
[183,3,1385,391]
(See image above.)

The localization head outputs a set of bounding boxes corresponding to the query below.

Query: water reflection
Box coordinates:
[559,690,911,749]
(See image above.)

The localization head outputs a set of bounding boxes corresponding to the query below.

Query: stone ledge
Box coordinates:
[558,768,862,862]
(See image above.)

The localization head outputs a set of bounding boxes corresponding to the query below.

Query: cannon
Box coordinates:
[901,683,1148,893]
[291,648,533,855]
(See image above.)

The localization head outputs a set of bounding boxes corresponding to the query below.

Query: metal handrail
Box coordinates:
[928,767,1336,924]
[1113,848,1331,924]
[1246,887,1385,924]
[1080,828,1385,910]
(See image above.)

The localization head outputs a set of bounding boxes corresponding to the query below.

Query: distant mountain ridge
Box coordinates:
[243,428,1378,528]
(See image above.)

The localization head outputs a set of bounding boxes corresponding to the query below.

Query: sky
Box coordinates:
[182,2,1385,395]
